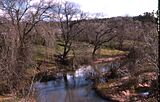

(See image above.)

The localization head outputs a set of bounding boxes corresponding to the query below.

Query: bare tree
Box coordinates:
[0,0,53,94]
[85,20,117,59]
[141,22,158,69]
[54,1,85,65]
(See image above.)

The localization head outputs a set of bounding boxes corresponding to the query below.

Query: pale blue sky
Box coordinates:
[67,0,158,17]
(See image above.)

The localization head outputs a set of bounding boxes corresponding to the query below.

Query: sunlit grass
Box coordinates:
[97,48,129,57]
[0,96,19,102]
[32,44,128,63]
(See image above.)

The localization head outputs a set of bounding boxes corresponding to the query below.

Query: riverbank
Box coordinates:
[0,95,36,102]
[1,68,157,102]
[0,48,128,102]
[95,72,158,102]
[1,45,157,102]
[0,95,15,102]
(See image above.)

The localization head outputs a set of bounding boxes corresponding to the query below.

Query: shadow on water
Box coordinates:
[33,64,118,102]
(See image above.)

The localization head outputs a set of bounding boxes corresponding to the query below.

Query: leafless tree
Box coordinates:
[84,20,117,59]
[133,21,158,98]
[54,1,85,65]
[0,0,53,94]
[142,22,158,69]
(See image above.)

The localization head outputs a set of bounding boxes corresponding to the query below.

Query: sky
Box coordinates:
[67,0,158,18]
[0,0,158,18]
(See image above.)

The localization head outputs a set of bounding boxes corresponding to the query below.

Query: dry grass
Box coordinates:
[96,71,158,102]
[0,96,18,102]
[32,44,128,66]
[32,45,54,62]
[97,48,128,57]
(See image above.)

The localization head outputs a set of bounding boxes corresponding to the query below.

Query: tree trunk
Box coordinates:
[92,46,98,60]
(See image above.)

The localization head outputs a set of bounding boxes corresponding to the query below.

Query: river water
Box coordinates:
[33,65,117,102]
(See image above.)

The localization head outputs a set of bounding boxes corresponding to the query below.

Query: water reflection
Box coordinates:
[34,65,111,102]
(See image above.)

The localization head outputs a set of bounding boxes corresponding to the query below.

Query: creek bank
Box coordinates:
[34,53,127,81]
[93,55,126,64]
[94,72,157,102]
[0,54,128,102]
[0,95,15,102]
